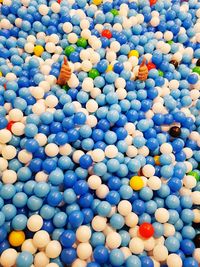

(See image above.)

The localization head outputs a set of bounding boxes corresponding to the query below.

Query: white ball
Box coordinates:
[94,184,108,199]
[81,60,92,72]
[147,176,161,190]
[72,259,87,267]
[77,243,92,260]
[35,171,48,182]
[35,133,47,146]
[76,226,91,242]
[45,95,58,108]
[142,164,155,177]
[160,143,173,154]
[0,157,8,171]
[27,215,43,232]
[2,169,17,184]
[192,191,200,205]
[24,42,35,53]
[0,129,12,144]
[45,240,62,258]
[129,237,144,254]
[153,245,168,262]
[82,77,94,92]
[169,80,179,90]
[80,50,90,61]
[68,33,78,44]
[91,149,105,162]
[31,86,44,99]
[110,41,121,52]
[144,237,155,251]
[45,143,59,157]
[63,22,73,33]
[18,149,32,164]
[86,115,97,128]
[115,77,126,89]
[0,249,18,267]
[2,145,17,160]
[22,239,37,254]
[51,2,60,13]
[81,29,91,39]
[125,212,138,227]
[155,208,169,223]
[80,19,90,29]
[11,122,25,136]
[38,4,49,15]
[163,223,175,237]
[118,200,132,216]
[105,145,118,158]
[106,232,121,249]
[91,216,107,232]
[33,230,50,248]
[106,50,117,62]
[88,175,102,190]
[34,252,50,267]
[49,34,59,44]
[193,248,200,263]
[183,175,197,189]
[150,17,160,27]
[45,42,56,53]
[32,103,46,115]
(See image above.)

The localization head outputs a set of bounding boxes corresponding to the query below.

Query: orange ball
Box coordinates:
[9,231,25,247]
[149,0,157,6]
[154,156,160,165]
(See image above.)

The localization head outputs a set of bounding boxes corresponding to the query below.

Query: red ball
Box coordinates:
[101,29,112,39]
[149,0,157,6]
[139,222,154,239]
[7,121,14,132]
[147,62,156,71]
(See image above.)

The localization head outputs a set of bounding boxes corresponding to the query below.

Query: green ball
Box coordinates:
[65,46,75,56]
[110,9,119,16]
[77,38,87,48]
[192,66,200,75]
[88,69,100,79]
[62,85,69,90]
[188,171,200,181]
[158,70,164,77]
[167,40,173,45]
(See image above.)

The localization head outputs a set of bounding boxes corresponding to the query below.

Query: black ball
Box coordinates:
[193,234,200,248]
[170,59,178,68]
[197,58,200,66]
[169,126,181,137]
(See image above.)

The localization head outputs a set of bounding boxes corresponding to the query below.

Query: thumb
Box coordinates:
[63,57,68,65]
[140,58,146,67]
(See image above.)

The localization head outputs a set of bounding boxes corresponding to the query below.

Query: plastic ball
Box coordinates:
[130,176,144,191]
[139,222,154,239]
[9,230,25,247]
[34,45,44,57]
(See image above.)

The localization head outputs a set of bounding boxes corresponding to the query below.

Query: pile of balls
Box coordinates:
[0,0,200,266]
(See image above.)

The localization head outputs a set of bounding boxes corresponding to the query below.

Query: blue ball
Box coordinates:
[59,230,76,247]
[16,252,33,267]
[93,245,109,264]
[60,248,77,265]
[68,210,84,228]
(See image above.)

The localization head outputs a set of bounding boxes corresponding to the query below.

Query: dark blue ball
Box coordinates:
[60,248,77,264]
[79,154,93,169]
[93,246,109,264]
[47,191,63,207]
[68,210,84,228]
[60,230,76,247]
[73,180,89,195]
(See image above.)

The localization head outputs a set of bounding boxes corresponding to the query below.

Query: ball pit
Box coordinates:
[0,0,200,266]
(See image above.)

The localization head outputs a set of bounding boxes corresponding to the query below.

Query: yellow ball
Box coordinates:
[154,155,160,165]
[93,0,102,5]
[128,50,139,58]
[130,176,144,191]
[106,64,113,72]
[9,231,25,247]
[34,45,44,57]
[0,71,2,77]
